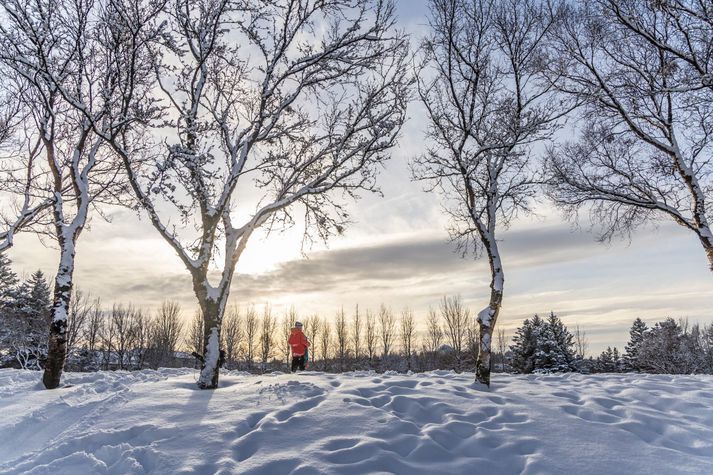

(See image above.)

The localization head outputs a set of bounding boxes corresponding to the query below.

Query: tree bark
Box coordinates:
[194,278,228,389]
[475,237,504,387]
[671,134,713,275]
[699,230,713,273]
[42,238,76,389]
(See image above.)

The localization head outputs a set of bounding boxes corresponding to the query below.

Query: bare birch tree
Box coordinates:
[600,0,713,92]
[400,307,415,370]
[99,0,410,388]
[305,315,321,365]
[425,307,443,354]
[365,309,377,362]
[65,290,95,359]
[0,0,164,388]
[83,305,103,355]
[111,305,132,370]
[574,324,589,360]
[496,328,508,371]
[320,320,332,371]
[244,305,258,369]
[352,305,363,361]
[424,307,443,370]
[280,307,298,369]
[222,305,242,369]
[187,311,206,356]
[545,0,713,272]
[130,308,150,369]
[98,313,116,370]
[335,307,349,371]
[440,296,469,370]
[415,0,566,385]
[259,305,277,371]
[149,300,184,368]
[378,304,396,360]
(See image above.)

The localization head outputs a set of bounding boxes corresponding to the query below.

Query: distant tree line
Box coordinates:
[3,254,711,375]
[2,256,502,373]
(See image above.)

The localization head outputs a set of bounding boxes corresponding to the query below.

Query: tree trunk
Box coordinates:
[42,240,76,389]
[195,284,226,389]
[699,229,713,273]
[671,136,713,274]
[475,238,504,387]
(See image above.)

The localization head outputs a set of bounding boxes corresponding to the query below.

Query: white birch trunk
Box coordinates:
[193,253,237,389]
[670,135,713,272]
[42,132,95,389]
[698,229,713,272]
[42,227,79,388]
[476,233,504,387]
[195,288,228,389]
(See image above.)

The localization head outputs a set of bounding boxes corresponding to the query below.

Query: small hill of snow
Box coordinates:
[1,369,712,474]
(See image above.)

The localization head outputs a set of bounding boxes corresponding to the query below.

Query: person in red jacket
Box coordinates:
[288,321,310,372]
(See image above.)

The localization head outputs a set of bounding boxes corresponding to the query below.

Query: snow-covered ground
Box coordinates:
[1,369,712,474]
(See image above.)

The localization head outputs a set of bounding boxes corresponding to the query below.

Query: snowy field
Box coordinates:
[1,369,712,474]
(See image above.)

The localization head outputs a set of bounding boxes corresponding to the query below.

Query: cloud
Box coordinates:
[228,224,610,305]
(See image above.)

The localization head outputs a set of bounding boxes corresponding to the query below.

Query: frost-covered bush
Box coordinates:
[635,318,710,374]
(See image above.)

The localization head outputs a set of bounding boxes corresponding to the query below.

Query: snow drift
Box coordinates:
[1,369,712,474]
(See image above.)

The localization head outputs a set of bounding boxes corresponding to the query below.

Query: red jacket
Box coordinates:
[288,328,310,356]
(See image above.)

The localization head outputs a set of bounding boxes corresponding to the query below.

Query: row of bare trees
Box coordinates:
[2,0,713,388]
[61,298,184,371]
[178,295,502,373]
[5,294,510,374]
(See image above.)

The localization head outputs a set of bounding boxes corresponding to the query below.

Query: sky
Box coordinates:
[4,0,713,356]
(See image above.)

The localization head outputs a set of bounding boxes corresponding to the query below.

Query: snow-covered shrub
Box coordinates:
[637,318,710,374]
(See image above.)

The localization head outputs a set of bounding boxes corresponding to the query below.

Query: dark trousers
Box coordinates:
[291,355,305,372]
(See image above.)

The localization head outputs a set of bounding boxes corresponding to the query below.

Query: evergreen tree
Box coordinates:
[612,347,621,372]
[510,315,544,374]
[4,270,52,369]
[624,318,648,371]
[12,281,33,319]
[0,254,18,311]
[0,255,20,362]
[13,271,51,327]
[27,270,51,324]
[511,313,576,374]
[596,347,613,372]
[534,312,576,373]
[595,346,621,373]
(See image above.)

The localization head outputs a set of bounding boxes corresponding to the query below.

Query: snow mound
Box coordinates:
[1,370,712,474]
